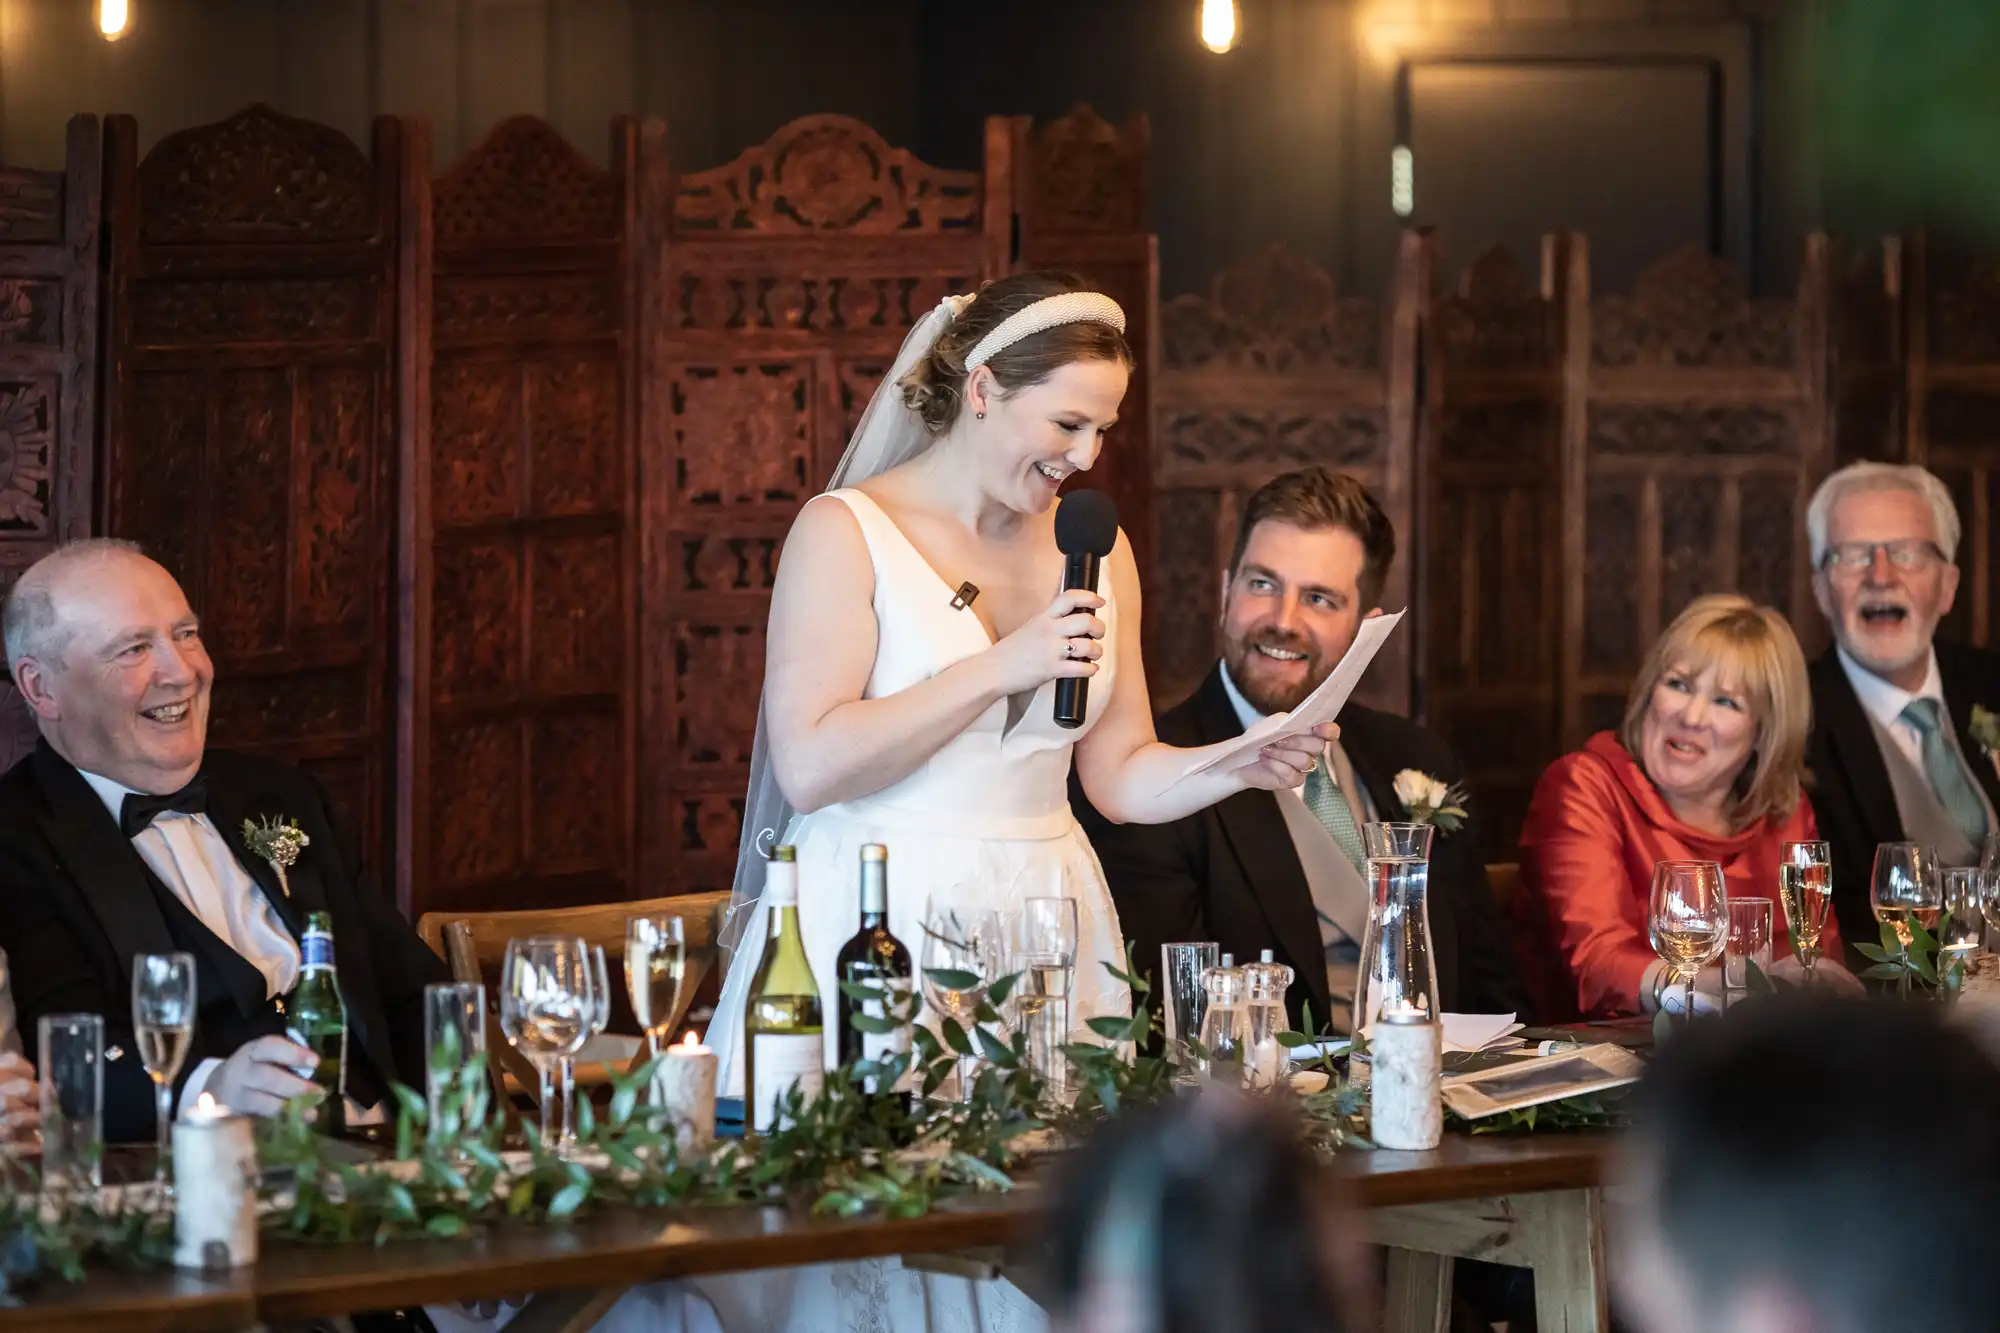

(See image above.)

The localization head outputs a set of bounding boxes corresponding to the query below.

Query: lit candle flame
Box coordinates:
[1199,0,1237,54]
[98,0,129,39]
[680,1030,700,1050]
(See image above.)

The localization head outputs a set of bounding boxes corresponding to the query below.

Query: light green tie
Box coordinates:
[1902,698,1992,846]
[1303,761,1367,876]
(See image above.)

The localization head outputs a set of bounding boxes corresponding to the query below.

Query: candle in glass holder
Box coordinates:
[655,1030,717,1153]
[173,1093,258,1270]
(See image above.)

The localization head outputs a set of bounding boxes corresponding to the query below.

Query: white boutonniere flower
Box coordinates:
[243,814,310,897]
[1392,769,1469,834]
[1972,705,2000,782]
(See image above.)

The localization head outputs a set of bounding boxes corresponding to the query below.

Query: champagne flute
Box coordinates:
[557,945,612,1156]
[1778,840,1834,984]
[132,952,196,1195]
[1982,833,2000,872]
[1647,860,1727,1019]
[625,915,687,1059]
[499,936,591,1151]
[920,901,995,1102]
[1871,842,1939,1001]
[1013,897,1079,1097]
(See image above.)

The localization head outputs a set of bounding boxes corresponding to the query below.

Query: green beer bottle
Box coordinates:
[289,910,348,1135]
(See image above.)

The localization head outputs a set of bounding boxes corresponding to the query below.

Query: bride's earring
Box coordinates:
[975,410,985,419]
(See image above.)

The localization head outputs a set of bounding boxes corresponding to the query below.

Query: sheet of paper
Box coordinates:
[1355,1012,1524,1054]
[1179,609,1406,779]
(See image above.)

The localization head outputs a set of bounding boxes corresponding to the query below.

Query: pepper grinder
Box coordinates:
[1242,950,1293,1090]
[1196,953,1245,1081]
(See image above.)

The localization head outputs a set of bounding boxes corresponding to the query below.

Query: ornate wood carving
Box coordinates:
[103,106,395,872]
[1556,236,1836,752]
[1012,107,1157,642]
[0,118,98,772]
[402,116,640,918]
[1153,240,1420,716]
[1422,241,1563,859]
[637,115,1016,901]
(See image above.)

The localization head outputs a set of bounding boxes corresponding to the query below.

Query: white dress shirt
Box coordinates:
[79,769,302,1114]
[1837,646,1948,781]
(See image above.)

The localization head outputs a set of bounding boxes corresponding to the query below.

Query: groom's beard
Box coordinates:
[1222,625,1329,716]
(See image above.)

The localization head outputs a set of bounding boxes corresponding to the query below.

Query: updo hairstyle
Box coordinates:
[898,271,1133,436]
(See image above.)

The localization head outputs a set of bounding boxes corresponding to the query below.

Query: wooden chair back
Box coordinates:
[415,891,731,1107]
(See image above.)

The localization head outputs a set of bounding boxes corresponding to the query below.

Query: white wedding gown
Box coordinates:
[698,486,1134,1333]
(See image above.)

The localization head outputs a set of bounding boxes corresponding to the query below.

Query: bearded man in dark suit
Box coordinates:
[1073,468,1525,1033]
[0,538,447,1142]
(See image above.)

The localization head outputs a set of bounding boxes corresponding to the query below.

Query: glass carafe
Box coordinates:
[1354,822,1439,1031]
[1242,950,1293,1088]
[1196,953,1245,1080]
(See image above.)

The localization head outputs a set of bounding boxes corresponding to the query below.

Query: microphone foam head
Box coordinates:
[1054,489,1120,557]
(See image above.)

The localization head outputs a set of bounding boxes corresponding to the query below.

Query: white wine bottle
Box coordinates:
[743,845,825,1134]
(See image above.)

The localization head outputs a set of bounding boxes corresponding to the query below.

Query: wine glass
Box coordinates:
[1779,841,1834,984]
[920,901,996,1102]
[1982,833,2000,872]
[1871,842,1939,1001]
[132,952,196,1195]
[626,915,687,1060]
[499,936,592,1151]
[556,945,613,1156]
[1012,898,1078,1096]
[1647,860,1727,1020]
[1940,868,1986,983]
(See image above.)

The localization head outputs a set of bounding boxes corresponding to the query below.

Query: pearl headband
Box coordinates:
[962,291,1127,371]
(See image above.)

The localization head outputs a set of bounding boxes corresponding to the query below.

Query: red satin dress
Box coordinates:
[1513,732,1839,1021]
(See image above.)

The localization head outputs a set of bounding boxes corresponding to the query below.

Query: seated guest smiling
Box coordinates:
[1516,594,1857,1020]
[0,539,449,1140]
[1074,467,1523,1033]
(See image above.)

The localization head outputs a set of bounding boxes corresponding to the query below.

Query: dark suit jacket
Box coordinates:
[0,741,448,1142]
[1070,665,1528,1031]
[1807,641,2000,969]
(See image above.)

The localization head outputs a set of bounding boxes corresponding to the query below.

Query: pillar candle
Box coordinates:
[1370,1010,1442,1150]
[173,1093,258,1271]
[655,1030,717,1155]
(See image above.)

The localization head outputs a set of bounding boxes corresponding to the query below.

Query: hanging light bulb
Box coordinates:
[1199,0,1239,54]
[97,0,130,40]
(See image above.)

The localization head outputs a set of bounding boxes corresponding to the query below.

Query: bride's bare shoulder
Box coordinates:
[779,493,871,574]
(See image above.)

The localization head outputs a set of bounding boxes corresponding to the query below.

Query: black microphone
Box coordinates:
[1053,489,1119,730]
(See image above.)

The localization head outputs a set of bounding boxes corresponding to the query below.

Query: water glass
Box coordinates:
[1722,898,1773,998]
[1939,868,1986,982]
[423,982,486,1144]
[1160,942,1219,1066]
[39,1014,103,1195]
[498,937,592,1151]
[1012,898,1078,1097]
[1871,842,1939,1001]
[1648,860,1728,1018]
[132,953,196,1193]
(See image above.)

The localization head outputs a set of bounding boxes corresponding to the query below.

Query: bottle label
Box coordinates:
[751,1032,825,1132]
[859,983,912,1088]
[301,933,334,970]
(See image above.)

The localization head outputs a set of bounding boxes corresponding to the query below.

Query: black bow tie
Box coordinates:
[120,777,210,839]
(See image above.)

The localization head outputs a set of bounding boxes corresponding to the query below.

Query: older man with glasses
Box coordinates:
[1804,462,2000,969]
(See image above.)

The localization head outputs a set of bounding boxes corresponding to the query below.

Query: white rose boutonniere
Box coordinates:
[1972,705,2000,783]
[1393,769,1469,834]
[243,814,311,897]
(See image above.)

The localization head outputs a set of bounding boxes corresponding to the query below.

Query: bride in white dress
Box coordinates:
[698,272,1331,1333]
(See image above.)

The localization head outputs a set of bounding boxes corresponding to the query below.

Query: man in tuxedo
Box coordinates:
[0,539,448,1142]
[1074,468,1524,1033]
[1803,463,2000,968]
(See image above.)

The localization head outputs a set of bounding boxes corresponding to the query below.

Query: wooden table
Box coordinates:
[0,1132,1615,1332]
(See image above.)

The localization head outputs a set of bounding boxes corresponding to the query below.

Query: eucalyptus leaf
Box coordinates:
[548,1183,589,1219]
[926,968,981,992]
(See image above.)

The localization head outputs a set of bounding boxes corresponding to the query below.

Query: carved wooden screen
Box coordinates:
[0,117,100,771]
[403,117,643,918]
[102,106,401,876]
[1011,108,1157,600]
[1152,239,1424,717]
[1556,237,1835,749]
[1902,235,2000,649]
[638,116,1014,897]
[1423,241,1564,860]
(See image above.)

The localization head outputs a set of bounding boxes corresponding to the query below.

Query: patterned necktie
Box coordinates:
[1302,760,1367,875]
[1901,698,1992,846]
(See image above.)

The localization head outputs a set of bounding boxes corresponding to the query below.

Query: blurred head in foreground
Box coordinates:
[1046,1091,1371,1333]
[1617,997,2000,1333]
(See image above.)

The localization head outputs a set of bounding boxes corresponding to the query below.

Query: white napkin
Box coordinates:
[1178,610,1406,778]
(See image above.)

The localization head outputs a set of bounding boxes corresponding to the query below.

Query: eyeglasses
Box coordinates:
[1817,539,1947,576]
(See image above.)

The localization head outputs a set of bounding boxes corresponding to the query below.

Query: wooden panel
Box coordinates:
[405,115,640,919]
[0,117,100,772]
[1152,238,1422,716]
[1423,240,1563,859]
[1556,234,1835,750]
[637,113,1014,900]
[1011,107,1158,634]
[102,105,397,876]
